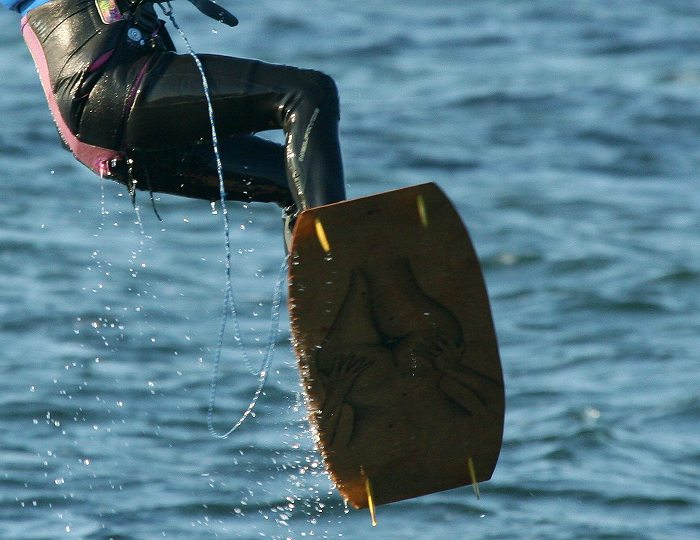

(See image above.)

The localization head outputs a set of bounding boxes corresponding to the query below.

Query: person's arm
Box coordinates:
[0,0,23,12]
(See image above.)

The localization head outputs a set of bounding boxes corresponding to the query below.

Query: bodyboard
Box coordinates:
[288,183,504,508]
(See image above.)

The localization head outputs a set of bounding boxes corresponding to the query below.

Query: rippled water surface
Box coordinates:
[1,1,699,538]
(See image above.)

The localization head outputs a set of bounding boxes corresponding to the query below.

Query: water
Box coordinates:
[1,1,699,538]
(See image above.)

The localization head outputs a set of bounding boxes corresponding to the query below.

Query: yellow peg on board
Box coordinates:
[416,194,429,228]
[314,218,331,253]
[467,457,481,500]
[361,467,378,526]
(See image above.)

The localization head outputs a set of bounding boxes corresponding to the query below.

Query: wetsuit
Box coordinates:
[2,0,346,215]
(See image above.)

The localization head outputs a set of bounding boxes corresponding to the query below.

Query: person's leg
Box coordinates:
[125,53,346,210]
[126,134,293,206]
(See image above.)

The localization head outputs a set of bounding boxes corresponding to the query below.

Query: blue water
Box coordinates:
[1,1,699,538]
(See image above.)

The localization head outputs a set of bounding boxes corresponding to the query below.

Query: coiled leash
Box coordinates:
[154,1,287,438]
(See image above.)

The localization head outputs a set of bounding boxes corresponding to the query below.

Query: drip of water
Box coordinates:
[158,2,287,438]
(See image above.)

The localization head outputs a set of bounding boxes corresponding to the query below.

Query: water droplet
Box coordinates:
[583,406,601,421]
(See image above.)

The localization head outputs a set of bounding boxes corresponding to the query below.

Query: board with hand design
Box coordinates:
[288,183,504,508]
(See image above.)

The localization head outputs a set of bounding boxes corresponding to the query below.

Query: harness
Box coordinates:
[92,0,238,199]
[95,0,237,28]
[183,0,237,27]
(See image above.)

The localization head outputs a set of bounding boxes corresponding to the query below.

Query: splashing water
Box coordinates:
[158,2,287,438]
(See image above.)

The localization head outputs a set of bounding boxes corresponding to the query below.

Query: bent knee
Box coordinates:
[296,69,340,114]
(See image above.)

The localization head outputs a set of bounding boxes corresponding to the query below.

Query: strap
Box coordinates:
[186,0,237,27]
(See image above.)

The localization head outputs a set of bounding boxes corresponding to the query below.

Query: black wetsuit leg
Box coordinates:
[124,53,346,210]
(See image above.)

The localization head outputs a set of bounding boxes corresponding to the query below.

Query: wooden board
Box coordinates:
[288,183,504,508]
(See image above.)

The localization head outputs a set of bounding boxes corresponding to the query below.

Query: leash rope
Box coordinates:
[158,2,286,438]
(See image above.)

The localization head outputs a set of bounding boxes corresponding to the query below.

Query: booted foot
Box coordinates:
[282,206,298,254]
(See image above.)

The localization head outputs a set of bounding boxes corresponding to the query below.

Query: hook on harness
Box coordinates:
[157,0,238,27]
